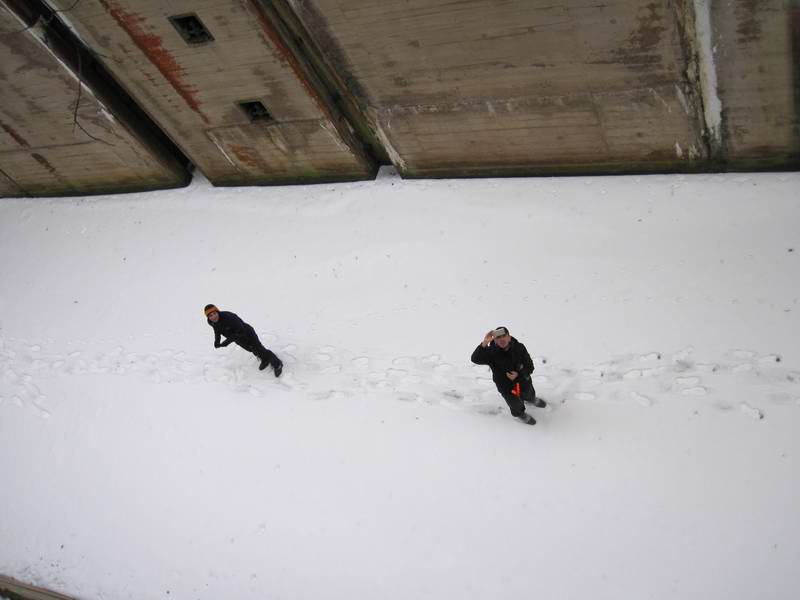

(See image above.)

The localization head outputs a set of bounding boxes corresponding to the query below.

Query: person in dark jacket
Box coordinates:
[471,326,545,425]
[204,304,283,377]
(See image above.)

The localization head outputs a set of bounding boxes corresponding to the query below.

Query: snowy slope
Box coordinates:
[1,170,799,599]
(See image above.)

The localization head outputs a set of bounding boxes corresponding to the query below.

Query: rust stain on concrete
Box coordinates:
[248,1,333,123]
[611,2,666,71]
[229,144,266,170]
[736,0,765,44]
[0,119,29,147]
[98,0,209,124]
[630,2,666,49]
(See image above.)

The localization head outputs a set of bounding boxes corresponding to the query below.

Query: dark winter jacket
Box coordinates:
[471,337,535,395]
[208,311,255,347]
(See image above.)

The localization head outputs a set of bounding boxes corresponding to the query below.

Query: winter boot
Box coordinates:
[273,359,283,378]
[517,413,536,425]
[259,357,270,371]
[524,395,547,408]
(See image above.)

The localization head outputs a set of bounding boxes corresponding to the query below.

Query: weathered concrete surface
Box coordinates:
[0,574,76,600]
[0,1,190,197]
[48,0,376,185]
[291,0,710,177]
[4,1,797,189]
[712,0,800,168]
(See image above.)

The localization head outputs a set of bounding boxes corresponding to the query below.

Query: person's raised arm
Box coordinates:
[470,330,495,364]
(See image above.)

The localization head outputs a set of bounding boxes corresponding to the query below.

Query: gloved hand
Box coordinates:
[220,339,232,347]
[214,341,221,348]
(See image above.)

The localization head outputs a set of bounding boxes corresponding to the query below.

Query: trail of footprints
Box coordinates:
[1,336,798,422]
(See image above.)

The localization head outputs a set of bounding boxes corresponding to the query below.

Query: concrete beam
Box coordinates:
[46,0,377,186]
[289,0,709,177]
[0,574,76,600]
[711,0,800,169]
[0,0,191,197]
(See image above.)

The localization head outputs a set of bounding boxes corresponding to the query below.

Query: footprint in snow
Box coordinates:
[314,353,332,362]
[319,365,341,374]
[682,386,708,396]
[392,357,415,367]
[351,357,369,368]
[672,346,694,361]
[574,392,596,401]
[630,392,653,407]
[396,392,420,403]
[758,354,781,364]
[276,373,303,389]
[740,402,764,420]
[674,376,701,386]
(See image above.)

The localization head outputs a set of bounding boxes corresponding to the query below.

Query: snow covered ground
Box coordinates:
[1,169,798,599]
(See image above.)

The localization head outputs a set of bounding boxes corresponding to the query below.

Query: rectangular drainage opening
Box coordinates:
[238,100,274,123]
[168,14,214,46]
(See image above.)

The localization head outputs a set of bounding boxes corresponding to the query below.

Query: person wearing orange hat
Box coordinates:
[470,326,545,425]
[204,304,283,376]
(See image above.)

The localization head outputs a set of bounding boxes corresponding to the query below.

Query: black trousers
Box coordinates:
[500,381,536,417]
[235,327,279,366]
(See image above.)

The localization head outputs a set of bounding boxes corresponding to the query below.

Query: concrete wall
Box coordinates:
[0,574,76,600]
[46,0,377,185]
[0,1,189,197]
[2,1,798,196]
[712,0,800,168]
[290,0,711,176]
